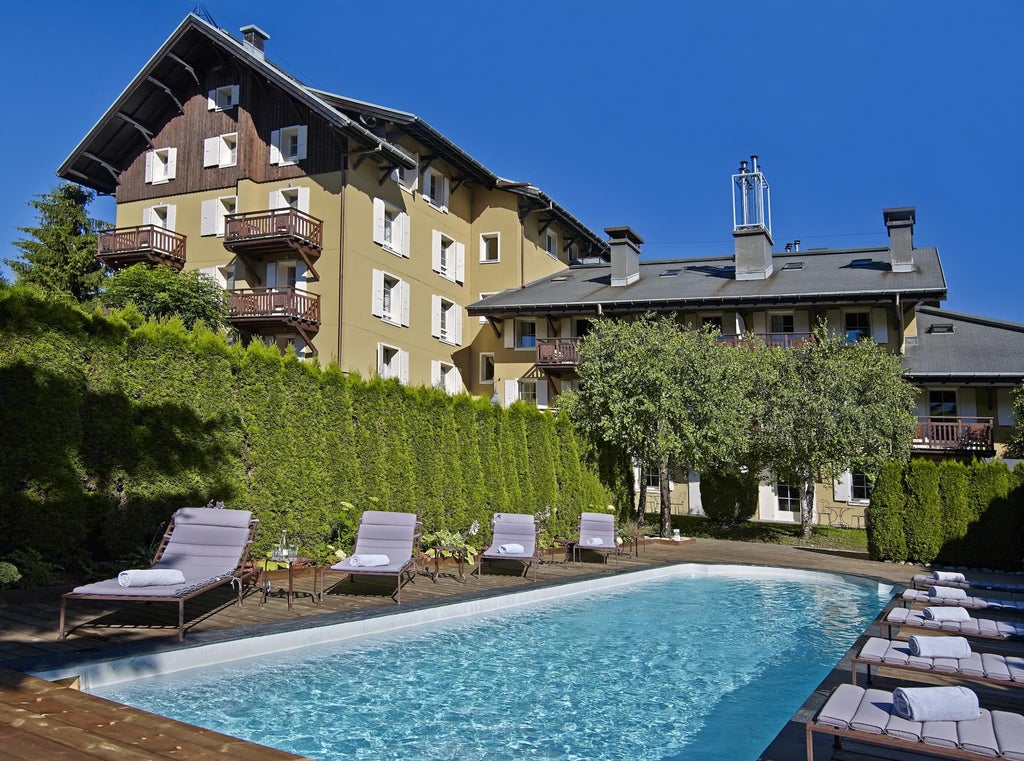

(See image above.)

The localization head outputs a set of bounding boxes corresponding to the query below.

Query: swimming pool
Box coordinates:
[84,566,888,761]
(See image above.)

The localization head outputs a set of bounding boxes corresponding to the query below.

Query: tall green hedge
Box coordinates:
[903,460,943,564]
[935,460,971,565]
[865,461,907,562]
[0,286,610,572]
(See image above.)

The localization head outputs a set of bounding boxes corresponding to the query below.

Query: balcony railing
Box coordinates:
[223,208,323,253]
[912,417,994,453]
[718,332,815,348]
[536,337,581,367]
[97,225,186,269]
[227,287,321,325]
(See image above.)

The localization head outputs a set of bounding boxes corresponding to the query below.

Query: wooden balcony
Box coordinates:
[227,287,321,353]
[719,332,815,348]
[223,209,323,282]
[536,338,581,368]
[97,225,186,270]
[912,416,994,453]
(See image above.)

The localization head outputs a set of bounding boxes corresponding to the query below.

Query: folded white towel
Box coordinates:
[346,554,390,568]
[586,537,604,546]
[929,585,968,600]
[923,606,971,622]
[498,543,525,555]
[892,685,981,722]
[908,635,972,659]
[933,571,967,583]
[118,569,186,587]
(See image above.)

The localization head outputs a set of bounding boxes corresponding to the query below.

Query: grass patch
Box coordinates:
[668,515,868,554]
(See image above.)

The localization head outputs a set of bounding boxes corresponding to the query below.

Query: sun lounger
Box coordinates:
[806,683,1024,761]
[59,507,259,641]
[902,588,1024,613]
[885,607,1024,641]
[474,513,539,580]
[853,636,1024,689]
[574,512,622,565]
[318,511,421,604]
[913,573,1024,596]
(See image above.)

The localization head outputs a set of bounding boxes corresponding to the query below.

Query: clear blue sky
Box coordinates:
[2,1,1021,322]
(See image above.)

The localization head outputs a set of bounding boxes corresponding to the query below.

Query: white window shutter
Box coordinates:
[229,84,239,106]
[296,186,310,213]
[400,212,410,257]
[142,207,153,226]
[265,262,277,288]
[504,380,517,408]
[400,280,410,326]
[441,174,450,208]
[826,309,842,339]
[453,306,463,345]
[371,269,384,317]
[632,465,641,492]
[959,389,977,418]
[431,294,442,338]
[207,89,218,110]
[451,366,463,394]
[269,189,284,209]
[295,125,308,160]
[833,471,852,503]
[998,389,1017,426]
[376,343,386,376]
[561,319,572,338]
[399,350,409,385]
[203,137,220,168]
[200,199,217,236]
[165,205,176,232]
[794,311,810,334]
[198,266,228,289]
[144,152,154,183]
[269,129,282,165]
[504,319,515,349]
[536,320,548,340]
[871,307,889,344]
[431,230,442,272]
[165,148,177,180]
[372,199,385,246]
[752,311,767,334]
[455,242,465,283]
[431,360,441,389]
[295,263,307,292]
[536,380,549,408]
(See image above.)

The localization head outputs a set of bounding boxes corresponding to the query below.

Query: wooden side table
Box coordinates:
[260,556,317,610]
[430,546,470,583]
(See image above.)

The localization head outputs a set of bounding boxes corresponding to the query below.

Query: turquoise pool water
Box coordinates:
[93,574,885,760]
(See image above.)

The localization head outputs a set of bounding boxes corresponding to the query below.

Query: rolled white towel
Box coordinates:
[118,569,186,587]
[585,537,604,546]
[908,635,972,659]
[892,685,981,722]
[498,543,525,555]
[933,570,967,583]
[923,606,971,622]
[928,585,968,600]
[345,554,390,568]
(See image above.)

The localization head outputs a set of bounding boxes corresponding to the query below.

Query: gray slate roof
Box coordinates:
[467,245,947,316]
[903,307,1024,383]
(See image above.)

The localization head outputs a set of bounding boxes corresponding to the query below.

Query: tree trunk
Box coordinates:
[800,473,815,540]
[660,460,672,537]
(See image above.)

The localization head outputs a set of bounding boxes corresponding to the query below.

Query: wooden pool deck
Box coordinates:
[1,538,1020,760]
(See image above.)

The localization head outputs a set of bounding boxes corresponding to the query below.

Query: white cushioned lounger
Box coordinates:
[853,637,1024,688]
[806,683,1024,761]
[318,511,421,604]
[902,588,1024,612]
[912,574,1024,596]
[885,607,1024,640]
[475,513,539,580]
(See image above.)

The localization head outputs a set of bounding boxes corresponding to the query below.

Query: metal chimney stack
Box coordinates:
[731,155,774,280]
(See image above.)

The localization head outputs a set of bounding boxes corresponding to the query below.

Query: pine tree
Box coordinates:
[6,183,108,302]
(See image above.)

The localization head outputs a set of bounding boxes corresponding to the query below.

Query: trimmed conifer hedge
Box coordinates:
[0,287,610,572]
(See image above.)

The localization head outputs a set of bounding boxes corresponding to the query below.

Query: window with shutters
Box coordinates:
[371,269,408,327]
[201,196,237,237]
[208,84,239,111]
[851,472,871,502]
[204,133,237,169]
[392,151,419,193]
[144,204,174,230]
[776,480,800,512]
[432,360,461,394]
[769,313,795,334]
[423,167,449,212]
[432,231,464,282]
[145,147,177,184]
[515,319,537,349]
[844,311,871,343]
[377,343,407,383]
[372,198,409,257]
[270,125,307,165]
[518,379,537,403]
[545,229,558,258]
[432,295,462,346]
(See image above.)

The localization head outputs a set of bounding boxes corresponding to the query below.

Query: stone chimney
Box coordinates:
[734,227,774,280]
[605,226,643,287]
[240,24,270,58]
[884,206,915,273]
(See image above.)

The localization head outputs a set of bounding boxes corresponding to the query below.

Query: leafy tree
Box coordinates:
[6,183,109,302]
[1008,384,1024,458]
[756,325,918,538]
[102,263,228,330]
[561,315,754,536]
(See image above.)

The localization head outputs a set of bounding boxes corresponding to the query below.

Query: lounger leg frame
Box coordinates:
[58,596,68,640]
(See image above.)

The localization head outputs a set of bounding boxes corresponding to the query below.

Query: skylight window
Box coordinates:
[927,323,955,334]
[660,268,682,277]
[850,258,873,267]
[782,261,804,270]
[550,275,570,282]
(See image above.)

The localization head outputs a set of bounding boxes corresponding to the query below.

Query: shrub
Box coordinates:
[903,459,943,564]
[866,462,907,561]
[0,561,21,587]
[699,468,758,524]
[968,459,1011,518]
[935,460,972,565]
[2,549,61,588]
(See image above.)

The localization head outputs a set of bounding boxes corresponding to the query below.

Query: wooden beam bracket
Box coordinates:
[146,76,185,114]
